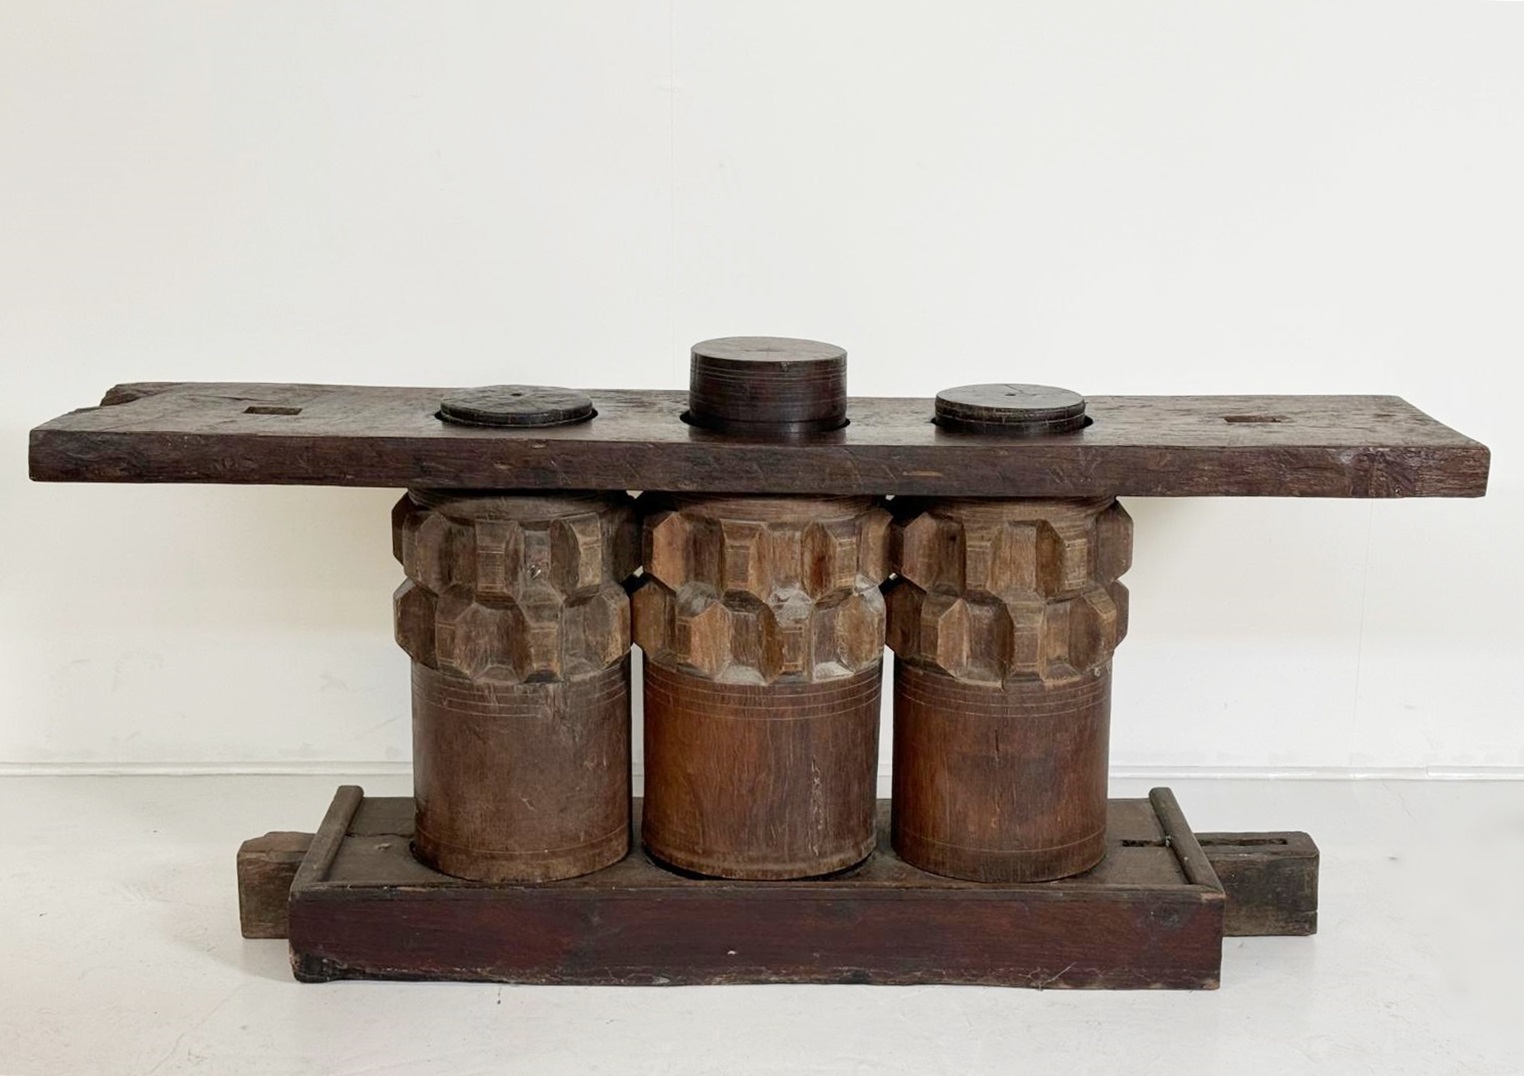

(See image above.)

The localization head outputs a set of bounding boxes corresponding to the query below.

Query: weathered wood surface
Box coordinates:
[635,495,888,879]
[687,336,848,434]
[1197,830,1320,936]
[286,788,1227,988]
[236,831,313,939]
[30,383,1488,497]
[394,490,638,883]
[888,497,1131,881]
[242,820,1320,946]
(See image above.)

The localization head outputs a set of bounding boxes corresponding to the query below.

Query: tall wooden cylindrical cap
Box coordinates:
[688,336,848,435]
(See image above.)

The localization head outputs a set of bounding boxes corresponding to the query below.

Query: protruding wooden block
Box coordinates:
[236,831,313,940]
[1198,831,1320,936]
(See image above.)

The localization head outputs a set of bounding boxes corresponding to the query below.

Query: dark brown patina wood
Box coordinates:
[285,787,1227,988]
[29,383,1487,497]
[1198,830,1320,936]
[687,336,848,435]
[242,816,1321,946]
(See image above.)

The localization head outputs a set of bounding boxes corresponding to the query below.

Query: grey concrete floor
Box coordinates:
[1,775,1520,1075]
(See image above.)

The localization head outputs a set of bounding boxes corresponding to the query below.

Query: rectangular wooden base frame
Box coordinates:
[285,786,1261,989]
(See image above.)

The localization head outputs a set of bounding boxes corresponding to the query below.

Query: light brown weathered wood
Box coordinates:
[236,831,313,939]
[29,383,1488,497]
[635,495,889,880]
[886,498,1131,686]
[633,496,890,684]
[887,497,1131,882]
[394,490,638,683]
[394,490,638,883]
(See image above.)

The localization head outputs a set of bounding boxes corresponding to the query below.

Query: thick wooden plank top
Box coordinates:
[29,381,1489,497]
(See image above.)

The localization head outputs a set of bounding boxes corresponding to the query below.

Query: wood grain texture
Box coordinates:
[394,491,639,683]
[632,496,890,683]
[634,495,889,879]
[394,490,638,882]
[29,383,1488,497]
[887,498,1131,881]
[244,823,1319,947]
[410,660,631,883]
[236,831,312,940]
[437,385,595,428]
[886,498,1131,685]
[934,383,1089,435]
[286,790,1227,988]
[687,336,848,434]
[892,660,1112,882]
[641,661,882,879]
[1198,830,1320,936]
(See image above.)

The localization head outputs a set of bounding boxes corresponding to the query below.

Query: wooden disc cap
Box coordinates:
[439,385,595,428]
[688,337,848,435]
[934,383,1087,435]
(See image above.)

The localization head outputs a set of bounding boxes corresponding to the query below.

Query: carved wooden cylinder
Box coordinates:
[633,495,891,879]
[393,489,639,883]
[886,497,1132,882]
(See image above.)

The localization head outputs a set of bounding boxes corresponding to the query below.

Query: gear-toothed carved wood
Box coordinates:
[633,495,890,879]
[633,496,890,683]
[885,497,1130,685]
[886,497,1133,882]
[394,491,639,682]
[392,489,638,883]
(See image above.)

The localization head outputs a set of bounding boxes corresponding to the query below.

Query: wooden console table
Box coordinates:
[31,340,1488,988]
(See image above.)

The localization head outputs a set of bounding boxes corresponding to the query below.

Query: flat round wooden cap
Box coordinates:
[438,385,595,428]
[934,383,1088,435]
[688,336,848,435]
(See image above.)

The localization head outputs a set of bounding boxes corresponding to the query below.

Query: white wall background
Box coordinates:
[2,2,1519,777]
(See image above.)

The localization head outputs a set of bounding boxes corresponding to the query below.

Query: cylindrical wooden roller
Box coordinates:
[687,336,848,435]
[633,495,891,879]
[392,489,639,883]
[886,496,1132,882]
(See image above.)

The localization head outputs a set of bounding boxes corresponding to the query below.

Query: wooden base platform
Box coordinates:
[247,786,1317,989]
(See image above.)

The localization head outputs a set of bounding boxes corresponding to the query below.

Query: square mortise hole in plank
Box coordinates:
[1222,414,1286,424]
[244,405,303,416]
